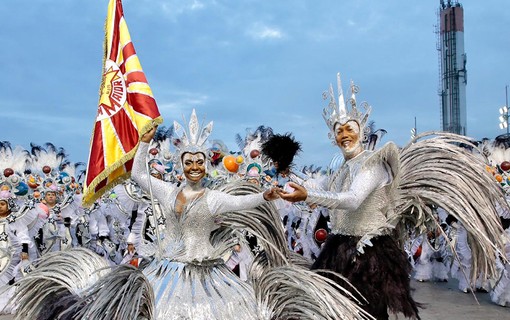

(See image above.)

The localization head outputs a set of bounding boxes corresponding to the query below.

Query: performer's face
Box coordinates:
[182,153,206,183]
[0,200,9,215]
[44,191,57,206]
[335,121,362,158]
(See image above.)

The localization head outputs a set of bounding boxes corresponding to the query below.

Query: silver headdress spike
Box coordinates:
[173,109,213,159]
[337,73,347,119]
[322,73,372,142]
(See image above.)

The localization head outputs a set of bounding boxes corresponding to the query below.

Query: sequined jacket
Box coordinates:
[305,143,400,248]
[132,142,268,262]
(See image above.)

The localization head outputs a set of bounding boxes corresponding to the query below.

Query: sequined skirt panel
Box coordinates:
[144,258,257,320]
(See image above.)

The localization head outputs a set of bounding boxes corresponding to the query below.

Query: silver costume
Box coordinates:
[306,143,399,253]
[132,142,265,319]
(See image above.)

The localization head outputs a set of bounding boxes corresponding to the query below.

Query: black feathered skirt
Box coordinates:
[311,234,420,319]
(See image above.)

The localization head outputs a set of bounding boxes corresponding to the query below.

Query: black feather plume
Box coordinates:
[261,133,301,173]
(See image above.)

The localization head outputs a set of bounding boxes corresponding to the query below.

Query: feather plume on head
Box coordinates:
[261,133,301,174]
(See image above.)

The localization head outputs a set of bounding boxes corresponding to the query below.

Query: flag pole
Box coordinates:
[144,147,163,258]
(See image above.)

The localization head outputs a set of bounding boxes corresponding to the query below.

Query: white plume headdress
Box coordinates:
[322,73,372,142]
[173,109,213,160]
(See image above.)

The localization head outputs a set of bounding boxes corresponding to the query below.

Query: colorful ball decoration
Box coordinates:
[27,176,39,189]
[59,172,72,185]
[42,166,52,174]
[3,168,14,177]
[149,148,159,156]
[314,228,328,243]
[223,155,239,173]
[495,174,503,183]
[8,175,20,186]
[236,155,244,164]
[501,161,510,172]
[250,149,260,159]
[14,182,28,196]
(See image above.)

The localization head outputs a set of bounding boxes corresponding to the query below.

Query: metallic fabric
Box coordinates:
[306,143,399,245]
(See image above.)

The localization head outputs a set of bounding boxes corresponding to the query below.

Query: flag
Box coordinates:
[82,0,162,206]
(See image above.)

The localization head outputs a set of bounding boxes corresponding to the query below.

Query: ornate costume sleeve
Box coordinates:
[208,190,268,215]
[306,161,390,210]
[96,206,110,238]
[132,142,175,201]
[12,217,31,246]
[127,207,146,250]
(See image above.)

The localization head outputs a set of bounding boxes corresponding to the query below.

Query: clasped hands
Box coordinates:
[263,182,308,202]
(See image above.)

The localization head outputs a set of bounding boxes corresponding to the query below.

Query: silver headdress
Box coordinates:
[173,109,213,160]
[322,73,372,142]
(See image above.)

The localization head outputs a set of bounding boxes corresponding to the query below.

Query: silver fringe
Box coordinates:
[396,131,508,285]
[13,248,110,320]
[217,181,373,320]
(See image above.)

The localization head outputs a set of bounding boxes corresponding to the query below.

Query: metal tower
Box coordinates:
[437,0,467,135]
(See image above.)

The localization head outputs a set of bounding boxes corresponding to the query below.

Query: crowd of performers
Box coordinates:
[0,77,510,319]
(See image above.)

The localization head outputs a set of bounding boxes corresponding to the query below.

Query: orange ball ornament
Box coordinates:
[495,174,503,183]
[223,155,239,173]
[27,176,39,189]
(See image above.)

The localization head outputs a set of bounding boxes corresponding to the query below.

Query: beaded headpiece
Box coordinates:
[0,187,14,208]
[173,109,213,160]
[322,73,372,142]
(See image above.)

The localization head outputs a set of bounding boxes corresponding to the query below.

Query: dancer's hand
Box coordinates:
[141,125,158,143]
[277,182,307,202]
[263,187,280,201]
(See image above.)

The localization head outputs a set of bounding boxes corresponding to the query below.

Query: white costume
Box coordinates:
[490,227,510,306]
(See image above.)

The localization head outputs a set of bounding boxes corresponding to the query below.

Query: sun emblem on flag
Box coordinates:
[96,59,127,121]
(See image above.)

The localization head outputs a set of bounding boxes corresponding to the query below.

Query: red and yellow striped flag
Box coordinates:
[83,0,162,206]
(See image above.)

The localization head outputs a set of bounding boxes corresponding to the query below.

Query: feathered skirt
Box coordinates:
[311,234,420,319]
[143,258,257,320]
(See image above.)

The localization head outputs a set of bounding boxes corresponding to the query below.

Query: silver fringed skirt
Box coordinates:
[143,258,257,320]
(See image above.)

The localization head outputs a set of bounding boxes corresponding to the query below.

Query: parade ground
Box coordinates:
[391,279,510,320]
[0,279,508,320]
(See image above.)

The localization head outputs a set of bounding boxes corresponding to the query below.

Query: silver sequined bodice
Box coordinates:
[306,143,399,237]
[158,189,228,262]
[132,142,266,263]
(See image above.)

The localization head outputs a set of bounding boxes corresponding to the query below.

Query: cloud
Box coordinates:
[138,0,206,19]
[3,109,87,127]
[157,91,210,116]
[246,23,284,40]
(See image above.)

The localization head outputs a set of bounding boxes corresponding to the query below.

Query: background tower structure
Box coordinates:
[437,0,467,135]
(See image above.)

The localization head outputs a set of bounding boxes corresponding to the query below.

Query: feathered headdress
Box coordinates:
[0,142,31,200]
[0,141,31,174]
[235,126,274,159]
[0,186,16,210]
[151,125,175,163]
[29,142,70,194]
[322,73,371,143]
[173,109,213,161]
